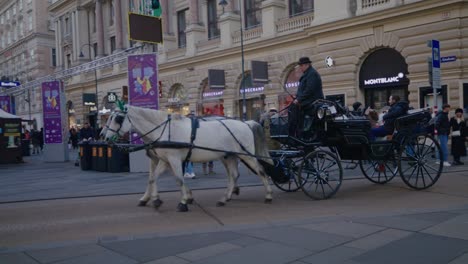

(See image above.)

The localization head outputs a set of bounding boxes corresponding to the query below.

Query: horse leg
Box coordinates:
[150,159,166,209]
[138,159,157,206]
[168,158,191,212]
[240,156,273,203]
[216,156,238,207]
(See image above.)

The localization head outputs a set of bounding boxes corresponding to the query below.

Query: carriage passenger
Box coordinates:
[289,57,324,138]
[370,95,409,140]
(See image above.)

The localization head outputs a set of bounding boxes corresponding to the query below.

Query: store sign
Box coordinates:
[364,73,405,85]
[203,91,224,98]
[0,81,20,87]
[168,97,180,103]
[285,81,299,89]
[107,92,117,103]
[240,86,264,94]
[83,93,96,106]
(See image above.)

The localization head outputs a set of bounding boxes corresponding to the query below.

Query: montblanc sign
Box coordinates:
[364,73,405,86]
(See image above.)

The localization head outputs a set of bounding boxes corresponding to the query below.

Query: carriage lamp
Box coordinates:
[317,108,325,119]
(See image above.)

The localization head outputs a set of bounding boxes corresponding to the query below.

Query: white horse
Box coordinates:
[102,105,273,212]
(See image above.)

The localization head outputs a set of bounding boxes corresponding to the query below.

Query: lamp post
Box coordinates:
[79,44,99,129]
[219,0,246,120]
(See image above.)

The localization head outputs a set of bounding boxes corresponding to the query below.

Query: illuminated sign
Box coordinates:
[364,73,405,86]
[240,86,264,94]
[203,91,224,98]
[0,81,20,87]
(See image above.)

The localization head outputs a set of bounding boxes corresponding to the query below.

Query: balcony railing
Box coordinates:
[276,12,313,34]
[233,25,263,44]
[362,0,390,9]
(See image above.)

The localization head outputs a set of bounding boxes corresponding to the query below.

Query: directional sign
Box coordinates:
[0,81,20,87]
[430,40,441,89]
[441,56,457,63]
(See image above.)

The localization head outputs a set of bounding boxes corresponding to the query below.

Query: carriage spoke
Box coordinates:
[422,165,436,184]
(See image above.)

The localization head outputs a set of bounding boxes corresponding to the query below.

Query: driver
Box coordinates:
[288,57,324,138]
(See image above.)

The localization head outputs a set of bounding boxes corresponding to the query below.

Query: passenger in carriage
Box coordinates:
[370,95,409,140]
[288,57,324,138]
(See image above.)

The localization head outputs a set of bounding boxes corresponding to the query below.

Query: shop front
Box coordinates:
[239,73,265,121]
[200,79,224,116]
[166,84,190,115]
[359,48,410,110]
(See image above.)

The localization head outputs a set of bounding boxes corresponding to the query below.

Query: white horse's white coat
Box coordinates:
[103,105,273,210]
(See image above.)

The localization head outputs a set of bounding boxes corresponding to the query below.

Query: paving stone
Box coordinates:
[0,252,39,264]
[52,249,138,264]
[297,221,385,238]
[26,244,104,263]
[228,236,266,247]
[300,246,365,264]
[448,252,468,264]
[345,229,412,250]
[353,233,468,264]
[142,256,190,264]
[354,215,434,231]
[422,213,468,240]
[102,231,241,262]
[176,242,241,261]
[399,211,459,223]
[191,241,312,264]
[236,226,352,252]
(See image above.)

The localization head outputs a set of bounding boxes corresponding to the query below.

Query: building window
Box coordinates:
[0,15,3,24]
[13,5,16,16]
[244,0,261,28]
[92,9,96,33]
[93,43,98,58]
[177,9,187,48]
[30,49,35,61]
[51,48,57,67]
[207,0,220,39]
[289,0,314,17]
[19,0,23,10]
[6,9,10,20]
[64,17,69,35]
[66,54,71,68]
[19,20,23,36]
[110,36,116,53]
[28,16,32,31]
[110,0,115,26]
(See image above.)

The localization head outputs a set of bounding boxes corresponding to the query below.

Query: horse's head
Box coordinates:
[103,101,131,142]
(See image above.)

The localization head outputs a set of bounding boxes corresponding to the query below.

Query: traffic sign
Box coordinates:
[441,56,457,63]
[429,40,441,89]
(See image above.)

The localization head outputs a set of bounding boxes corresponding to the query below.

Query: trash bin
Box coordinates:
[21,139,30,156]
[95,142,108,172]
[90,142,99,171]
[107,144,130,172]
[79,141,92,170]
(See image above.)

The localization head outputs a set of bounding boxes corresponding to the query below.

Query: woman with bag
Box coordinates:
[450,108,466,165]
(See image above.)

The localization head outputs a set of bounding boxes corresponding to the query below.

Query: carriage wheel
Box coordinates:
[359,154,398,184]
[298,149,343,200]
[272,157,304,192]
[398,134,443,190]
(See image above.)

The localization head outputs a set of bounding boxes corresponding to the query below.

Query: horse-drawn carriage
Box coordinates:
[267,99,443,200]
[102,100,443,211]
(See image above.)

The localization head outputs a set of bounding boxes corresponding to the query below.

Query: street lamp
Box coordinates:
[219,0,246,120]
[79,44,99,129]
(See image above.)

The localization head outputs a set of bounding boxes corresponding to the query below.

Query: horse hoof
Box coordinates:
[138,200,148,207]
[233,187,240,196]
[187,198,194,204]
[216,201,225,207]
[264,198,273,204]
[153,199,163,209]
[177,203,189,212]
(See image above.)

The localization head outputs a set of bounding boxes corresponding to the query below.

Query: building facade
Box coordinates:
[0,0,56,128]
[5,0,468,130]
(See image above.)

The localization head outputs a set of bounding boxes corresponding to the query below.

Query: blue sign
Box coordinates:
[0,81,20,88]
[431,40,440,69]
[441,56,457,63]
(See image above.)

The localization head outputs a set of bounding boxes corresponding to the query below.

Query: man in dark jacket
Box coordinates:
[289,57,324,137]
[79,122,95,141]
[370,95,409,139]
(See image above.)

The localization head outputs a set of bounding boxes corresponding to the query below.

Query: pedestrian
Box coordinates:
[450,108,466,165]
[79,122,95,141]
[69,127,79,149]
[435,104,451,167]
[202,161,215,175]
[184,161,196,179]
[370,95,408,140]
[39,128,44,152]
[31,129,41,154]
[288,56,324,138]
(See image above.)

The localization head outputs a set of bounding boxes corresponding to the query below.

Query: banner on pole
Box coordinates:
[42,81,63,144]
[127,53,159,144]
[0,95,11,113]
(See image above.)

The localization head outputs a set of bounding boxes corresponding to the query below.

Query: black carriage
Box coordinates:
[267,99,443,200]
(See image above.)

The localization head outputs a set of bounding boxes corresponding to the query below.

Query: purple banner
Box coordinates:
[128,54,159,143]
[42,81,63,144]
[0,95,11,113]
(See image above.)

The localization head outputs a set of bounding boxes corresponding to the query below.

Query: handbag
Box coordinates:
[452,130,461,137]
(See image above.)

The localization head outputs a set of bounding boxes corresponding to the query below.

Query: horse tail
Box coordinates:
[246,121,273,165]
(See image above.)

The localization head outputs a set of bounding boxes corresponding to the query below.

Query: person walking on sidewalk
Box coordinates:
[435,104,451,167]
[450,108,467,165]
[202,161,215,175]
[184,162,196,179]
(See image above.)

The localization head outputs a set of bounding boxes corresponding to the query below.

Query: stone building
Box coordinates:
[0,0,55,128]
[6,0,468,129]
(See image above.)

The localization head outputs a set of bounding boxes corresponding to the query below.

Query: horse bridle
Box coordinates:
[106,111,127,137]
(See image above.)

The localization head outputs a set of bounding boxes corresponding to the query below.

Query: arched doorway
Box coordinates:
[359,48,409,110]
[66,100,76,128]
[166,84,190,115]
[200,78,224,116]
